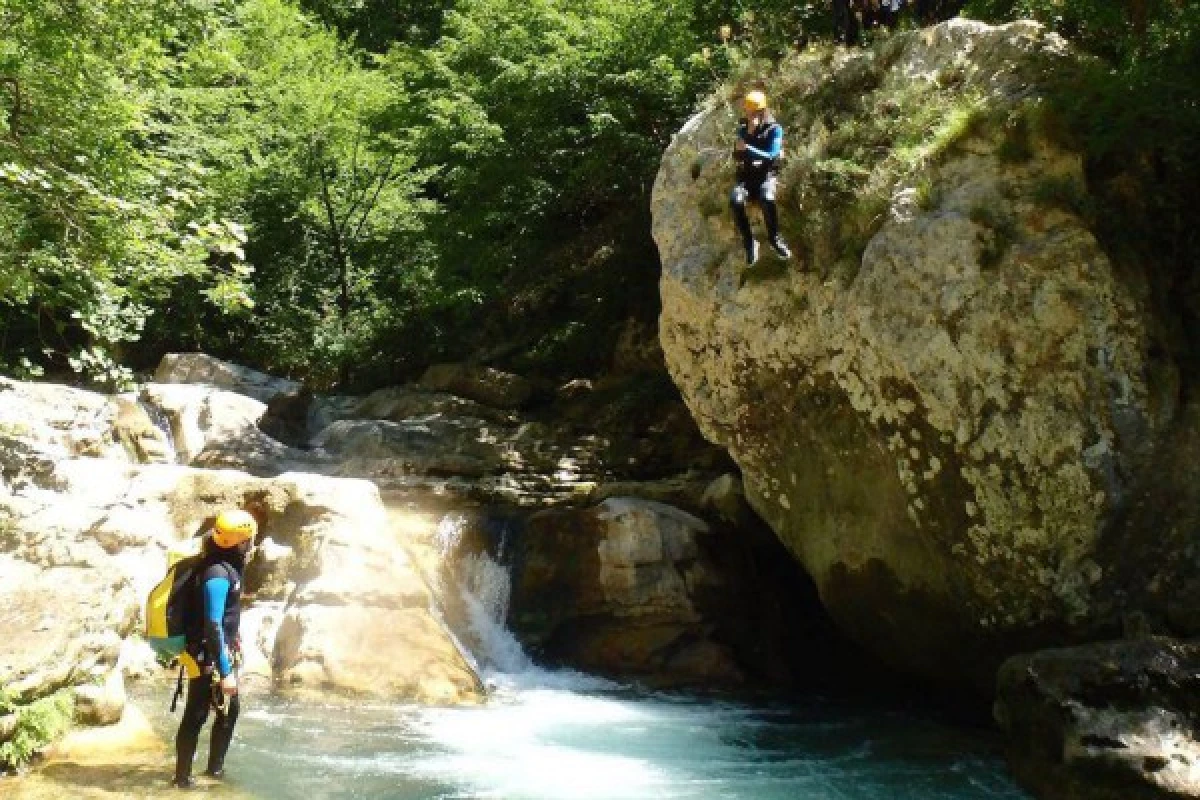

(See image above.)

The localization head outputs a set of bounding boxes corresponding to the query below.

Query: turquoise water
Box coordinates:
[148,670,1029,800]
[137,529,1029,800]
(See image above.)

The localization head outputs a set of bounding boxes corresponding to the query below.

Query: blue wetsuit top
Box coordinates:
[203,576,234,677]
[739,122,782,160]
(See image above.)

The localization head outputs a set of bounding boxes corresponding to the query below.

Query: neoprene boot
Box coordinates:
[206,697,239,778]
[172,761,195,789]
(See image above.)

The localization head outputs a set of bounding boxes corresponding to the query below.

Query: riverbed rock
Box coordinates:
[155,352,301,403]
[139,383,319,475]
[652,18,1196,686]
[258,386,315,448]
[995,638,1200,800]
[110,397,172,464]
[355,386,519,426]
[267,473,482,703]
[510,497,742,685]
[73,669,126,727]
[1,378,483,713]
[0,378,128,473]
[418,363,533,410]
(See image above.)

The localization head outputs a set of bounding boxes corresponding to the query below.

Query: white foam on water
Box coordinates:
[411,689,673,800]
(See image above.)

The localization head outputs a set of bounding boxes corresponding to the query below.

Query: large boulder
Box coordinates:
[510,497,742,685]
[995,638,1200,800]
[72,669,126,727]
[140,383,320,475]
[0,378,130,471]
[313,417,512,479]
[652,19,1195,687]
[155,352,301,403]
[265,473,482,704]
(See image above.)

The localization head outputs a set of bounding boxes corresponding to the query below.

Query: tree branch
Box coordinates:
[351,154,396,243]
[0,76,22,140]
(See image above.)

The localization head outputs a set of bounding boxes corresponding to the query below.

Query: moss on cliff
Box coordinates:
[653,19,1192,687]
[718,29,1075,283]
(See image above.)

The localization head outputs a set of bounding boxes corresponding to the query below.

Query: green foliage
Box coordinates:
[157,0,431,387]
[298,0,455,50]
[370,0,715,377]
[764,47,988,278]
[0,0,253,388]
[966,0,1200,336]
[0,688,74,770]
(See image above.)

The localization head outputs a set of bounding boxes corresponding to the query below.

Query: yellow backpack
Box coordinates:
[144,537,206,665]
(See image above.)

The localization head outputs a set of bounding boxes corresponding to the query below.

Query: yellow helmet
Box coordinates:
[212,510,257,549]
[743,90,768,113]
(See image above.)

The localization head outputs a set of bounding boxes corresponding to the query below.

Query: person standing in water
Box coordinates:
[173,509,257,789]
[731,90,791,265]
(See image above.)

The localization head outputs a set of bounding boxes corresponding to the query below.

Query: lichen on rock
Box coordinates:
[653,19,1190,687]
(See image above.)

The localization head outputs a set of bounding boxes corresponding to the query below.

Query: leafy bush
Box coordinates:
[0,688,74,770]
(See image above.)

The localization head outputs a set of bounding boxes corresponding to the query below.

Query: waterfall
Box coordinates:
[431,513,617,695]
[433,514,533,678]
[138,399,180,463]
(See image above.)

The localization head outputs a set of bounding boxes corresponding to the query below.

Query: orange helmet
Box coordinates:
[743,90,768,113]
[212,510,257,549]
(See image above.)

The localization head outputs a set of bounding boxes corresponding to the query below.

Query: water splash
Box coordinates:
[430,513,615,694]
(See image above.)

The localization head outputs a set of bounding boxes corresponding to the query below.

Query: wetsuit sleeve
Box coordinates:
[203,576,233,678]
[743,124,783,159]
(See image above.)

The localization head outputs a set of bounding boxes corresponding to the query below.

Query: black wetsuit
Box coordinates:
[730,116,784,257]
[174,548,244,785]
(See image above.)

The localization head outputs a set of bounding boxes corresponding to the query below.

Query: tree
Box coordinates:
[141,0,432,386]
[0,0,252,386]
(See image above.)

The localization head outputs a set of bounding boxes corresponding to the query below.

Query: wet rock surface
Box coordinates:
[995,638,1200,800]
[510,497,742,686]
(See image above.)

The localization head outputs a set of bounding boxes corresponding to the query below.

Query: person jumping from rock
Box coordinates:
[731,90,791,265]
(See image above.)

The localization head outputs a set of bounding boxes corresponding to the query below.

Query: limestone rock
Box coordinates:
[314,417,510,478]
[995,638,1200,800]
[418,363,533,409]
[261,473,482,703]
[652,19,1194,686]
[110,396,172,464]
[355,386,518,426]
[700,473,753,525]
[0,378,127,473]
[139,383,264,465]
[510,497,742,685]
[587,473,714,513]
[155,352,301,403]
[1,379,483,708]
[73,669,126,727]
[258,386,315,448]
[140,382,317,474]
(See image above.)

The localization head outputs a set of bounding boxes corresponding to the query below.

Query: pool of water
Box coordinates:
[132,667,1029,800]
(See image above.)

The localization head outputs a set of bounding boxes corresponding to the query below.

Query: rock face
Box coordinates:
[653,19,1195,686]
[510,497,743,685]
[0,377,483,727]
[418,363,533,410]
[995,639,1200,800]
[155,352,300,403]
